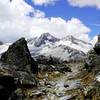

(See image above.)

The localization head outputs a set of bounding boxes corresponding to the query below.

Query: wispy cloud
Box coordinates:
[0,0,91,43]
[32,0,58,6]
[68,0,100,9]
[91,24,100,27]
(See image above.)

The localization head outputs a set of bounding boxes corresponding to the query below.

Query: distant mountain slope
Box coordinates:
[0,43,10,54]
[27,33,59,47]
[28,33,92,61]
[57,35,92,53]
[0,33,92,61]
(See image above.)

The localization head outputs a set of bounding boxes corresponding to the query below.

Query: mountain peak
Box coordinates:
[40,33,52,37]
[34,33,59,47]
[63,35,91,45]
[64,35,75,41]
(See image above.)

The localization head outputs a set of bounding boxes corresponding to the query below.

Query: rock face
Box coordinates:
[0,76,17,93]
[0,76,18,100]
[1,38,38,74]
[0,85,9,100]
[94,35,100,54]
[34,33,59,47]
[85,35,100,73]
[84,34,100,99]
[0,38,39,100]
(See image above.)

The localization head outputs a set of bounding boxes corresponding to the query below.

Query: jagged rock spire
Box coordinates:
[1,38,38,74]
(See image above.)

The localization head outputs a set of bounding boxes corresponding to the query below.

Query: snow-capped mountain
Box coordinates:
[0,33,92,61]
[28,33,92,61]
[91,35,98,47]
[0,43,10,55]
[57,35,92,53]
[27,33,59,47]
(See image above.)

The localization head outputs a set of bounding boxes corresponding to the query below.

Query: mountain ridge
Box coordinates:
[0,33,93,61]
[28,33,92,61]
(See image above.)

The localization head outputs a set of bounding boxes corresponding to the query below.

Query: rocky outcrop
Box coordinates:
[94,35,100,54]
[1,38,38,74]
[85,35,100,73]
[0,85,9,100]
[0,75,18,100]
[0,38,39,100]
[0,38,38,88]
[0,76,17,93]
[34,33,59,47]
[84,35,100,99]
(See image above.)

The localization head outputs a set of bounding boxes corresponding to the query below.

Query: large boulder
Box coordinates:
[0,75,18,100]
[1,38,38,74]
[0,85,9,100]
[85,35,100,73]
[0,76,17,93]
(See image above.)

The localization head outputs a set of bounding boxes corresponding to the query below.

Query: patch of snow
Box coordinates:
[59,95,72,100]
[96,75,100,82]
[0,43,10,54]
[56,40,91,53]
[91,35,98,47]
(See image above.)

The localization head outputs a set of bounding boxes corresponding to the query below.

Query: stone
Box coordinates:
[57,65,72,73]
[85,49,100,73]
[94,35,100,54]
[59,95,72,100]
[0,85,9,100]
[30,90,43,98]
[64,84,69,88]
[12,71,37,88]
[0,75,17,93]
[85,82,100,100]
[8,89,24,100]
[1,38,38,74]
[0,75,19,100]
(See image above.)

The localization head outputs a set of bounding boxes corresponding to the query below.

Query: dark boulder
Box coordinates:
[85,50,100,73]
[0,76,18,100]
[85,35,100,73]
[57,65,72,73]
[1,38,38,74]
[0,76,17,93]
[0,85,9,100]
[8,89,24,100]
[94,43,100,54]
[12,71,37,88]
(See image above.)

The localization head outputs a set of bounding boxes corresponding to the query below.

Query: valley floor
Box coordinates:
[23,62,99,100]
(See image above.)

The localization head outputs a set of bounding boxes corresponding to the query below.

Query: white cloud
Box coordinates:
[32,0,57,6]
[0,0,45,42]
[68,0,100,9]
[0,0,91,43]
[33,10,45,18]
[30,17,91,42]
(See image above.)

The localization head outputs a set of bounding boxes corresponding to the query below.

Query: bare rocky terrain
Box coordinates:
[0,36,99,100]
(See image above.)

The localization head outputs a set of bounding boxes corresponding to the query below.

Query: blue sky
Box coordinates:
[0,0,100,42]
[26,0,100,38]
